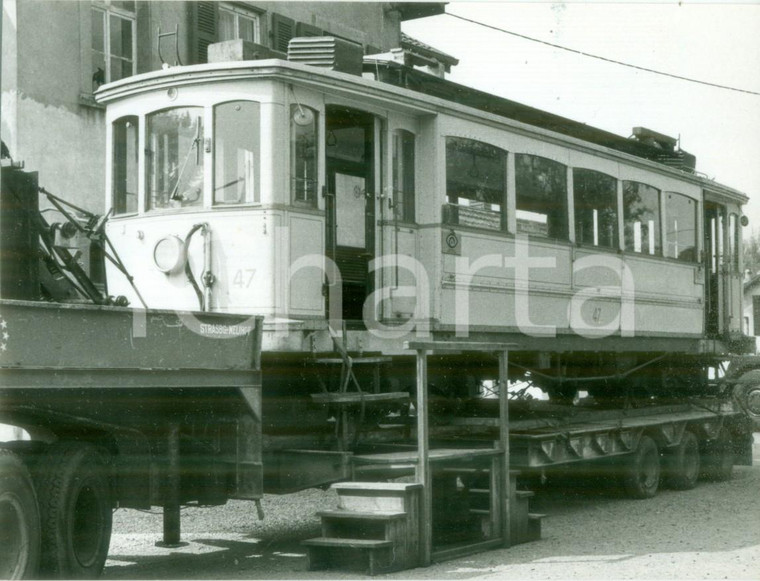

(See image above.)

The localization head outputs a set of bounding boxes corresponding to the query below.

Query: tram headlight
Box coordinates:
[153,235,187,274]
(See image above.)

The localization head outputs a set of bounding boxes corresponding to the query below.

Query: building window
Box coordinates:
[665,192,697,262]
[218,2,261,43]
[444,137,506,231]
[112,116,138,215]
[393,130,415,222]
[623,181,661,256]
[92,1,135,89]
[290,105,318,206]
[515,154,568,239]
[146,108,204,211]
[753,296,760,336]
[573,169,618,249]
[215,101,260,205]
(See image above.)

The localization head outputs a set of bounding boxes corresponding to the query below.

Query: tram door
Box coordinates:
[325,106,376,322]
[704,202,727,337]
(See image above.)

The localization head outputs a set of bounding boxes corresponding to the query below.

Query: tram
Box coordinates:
[95,40,752,491]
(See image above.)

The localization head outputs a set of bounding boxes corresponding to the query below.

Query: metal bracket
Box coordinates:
[158,24,183,68]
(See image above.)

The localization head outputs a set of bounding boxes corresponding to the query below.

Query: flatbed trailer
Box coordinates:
[0,298,263,579]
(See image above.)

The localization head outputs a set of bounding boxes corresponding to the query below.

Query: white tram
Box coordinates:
[96,44,752,490]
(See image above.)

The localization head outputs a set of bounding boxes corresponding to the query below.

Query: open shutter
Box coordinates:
[271,13,295,53]
[194,1,218,64]
[296,22,322,38]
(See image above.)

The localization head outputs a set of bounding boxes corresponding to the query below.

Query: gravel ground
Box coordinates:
[103,437,760,580]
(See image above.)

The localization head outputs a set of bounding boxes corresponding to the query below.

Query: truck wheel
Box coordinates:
[700,428,734,482]
[662,430,700,490]
[733,382,760,430]
[622,435,660,499]
[0,449,41,579]
[36,442,112,579]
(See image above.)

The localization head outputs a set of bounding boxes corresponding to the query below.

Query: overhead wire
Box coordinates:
[445,12,760,97]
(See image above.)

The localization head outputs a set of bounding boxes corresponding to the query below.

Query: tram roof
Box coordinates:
[96,58,748,205]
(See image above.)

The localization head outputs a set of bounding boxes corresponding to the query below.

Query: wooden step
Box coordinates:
[314,356,393,365]
[303,536,395,576]
[310,392,409,405]
[352,463,415,481]
[333,482,423,492]
[333,481,422,513]
[303,537,392,549]
[317,510,406,521]
[526,513,545,543]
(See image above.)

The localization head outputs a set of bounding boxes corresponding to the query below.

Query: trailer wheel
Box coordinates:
[36,442,112,579]
[733,382,760,430]
[662,430,700,490]
[700,428,734,482]
[0,449,41,580]
[622,435,660,499]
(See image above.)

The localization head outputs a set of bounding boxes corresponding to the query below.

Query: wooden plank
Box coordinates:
[499,349,511,548]
[415,348,431,567]
[310,392,409,404]
[352,447,500,465]
[405,340,517,352]
[317,510,407,520]
[314,356,392,364]
[333,482,423,492]
[302,537,393,549]
[432,538,503,562]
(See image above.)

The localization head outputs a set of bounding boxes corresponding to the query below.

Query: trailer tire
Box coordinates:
[733,382,760,430]
[700,428,734,482]
[622,435,660,499]
[36,442,112,579]
[0,449,41,580]
[662,430,700,490]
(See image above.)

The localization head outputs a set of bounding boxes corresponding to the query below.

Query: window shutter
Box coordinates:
[271,13,295,53]
[194,1,218,64]
[753,295,760,336]
[296,22,322,37]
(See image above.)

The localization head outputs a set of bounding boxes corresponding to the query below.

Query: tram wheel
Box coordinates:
[36,442,112,579]
[0,449,41,580]
[621,435,660,499]
[662,430,700,490]
[700,428,734,482]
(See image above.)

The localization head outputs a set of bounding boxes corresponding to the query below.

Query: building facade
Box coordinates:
[1,0,443,212]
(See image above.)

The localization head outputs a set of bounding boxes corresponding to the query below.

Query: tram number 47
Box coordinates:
[232,269,256,288]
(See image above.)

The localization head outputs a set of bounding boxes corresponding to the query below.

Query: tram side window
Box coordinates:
[112,116,138,215]
[444,137,506,231]
[290,105,318,206]
[573,169,617,249]
[215,101,260,205]
[515,154,568,239]
[623,181,661,256]
[665,192,697,262]
[146,107,204,211]
[393,130,415,222]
